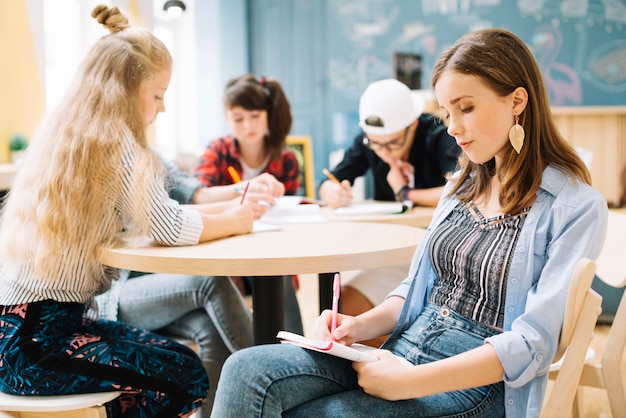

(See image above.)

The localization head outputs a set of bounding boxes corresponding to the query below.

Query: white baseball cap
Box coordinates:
[358,79,425,136]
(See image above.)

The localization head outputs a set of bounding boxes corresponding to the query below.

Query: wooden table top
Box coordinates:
[100,222,425,277]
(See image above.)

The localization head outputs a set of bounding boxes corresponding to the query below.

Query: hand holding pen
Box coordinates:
[320,169,352,208]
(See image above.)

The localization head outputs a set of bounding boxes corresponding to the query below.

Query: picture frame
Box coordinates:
[286,135,315,198]
[393,52,422,90]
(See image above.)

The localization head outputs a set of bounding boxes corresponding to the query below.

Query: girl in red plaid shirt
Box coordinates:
[195,74,299,197]
[195,74,303,334]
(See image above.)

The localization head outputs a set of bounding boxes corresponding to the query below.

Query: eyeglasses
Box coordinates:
[363,127,409,151]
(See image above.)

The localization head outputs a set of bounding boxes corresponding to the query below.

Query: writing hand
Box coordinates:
[314,309,361,345]
[224,205,254,234]
[320,179,353,209]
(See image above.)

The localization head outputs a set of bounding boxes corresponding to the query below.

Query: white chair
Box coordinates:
[541,258,602,417]
[0,391,121,418]
[550,210,626,417]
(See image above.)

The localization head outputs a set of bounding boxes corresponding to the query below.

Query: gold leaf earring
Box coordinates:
[509,115,525,154]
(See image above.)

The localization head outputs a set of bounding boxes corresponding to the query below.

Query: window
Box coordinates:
[41,0,197,160]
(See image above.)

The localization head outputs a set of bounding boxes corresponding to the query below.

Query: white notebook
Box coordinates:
[252,221,281,233]
[333,201,413,216]
[276,331,378,362]
[259,196,328,224]
[276,331,412,366]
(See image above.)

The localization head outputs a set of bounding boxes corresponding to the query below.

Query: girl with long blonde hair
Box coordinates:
[0,5,252,417]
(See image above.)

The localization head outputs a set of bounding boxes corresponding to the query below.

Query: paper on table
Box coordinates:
[333,201,413,216]
[259,196,328,224]
[252,221,281,233]
[276,331,377,362]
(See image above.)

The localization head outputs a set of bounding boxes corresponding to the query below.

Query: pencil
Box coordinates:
[228,166,242,184]
[322,168,341,186]
[240,182,250,204]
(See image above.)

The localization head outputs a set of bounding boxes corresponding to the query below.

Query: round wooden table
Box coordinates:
[101,222,425,344]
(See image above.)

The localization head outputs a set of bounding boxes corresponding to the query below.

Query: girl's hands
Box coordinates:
[386,160,414,195]
[319,179,353,209]
[247,173,285,198]
[314,309,362,345]
[223,205,254,234]
[237,192,276,219]
[352,350,414,400]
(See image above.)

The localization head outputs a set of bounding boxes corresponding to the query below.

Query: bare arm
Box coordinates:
[354,343,503,400]
[182,201,234,215]
[197,205,254,242]
[192,185,240,204]
[406,186,445,208]
[386,160,445,208]
[192,172,285,204]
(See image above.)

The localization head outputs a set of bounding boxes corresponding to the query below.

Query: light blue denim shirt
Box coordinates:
[385,164,608,418]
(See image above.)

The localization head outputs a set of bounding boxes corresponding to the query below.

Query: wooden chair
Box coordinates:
[285,136,315,199]
[0,391,121,418]
[549,210,626,417]
[541,258,602,417]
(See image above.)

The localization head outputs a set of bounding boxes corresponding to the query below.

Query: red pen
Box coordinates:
[331,273,340,341]
[240,182,250,204]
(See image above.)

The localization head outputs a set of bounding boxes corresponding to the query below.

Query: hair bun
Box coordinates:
[92,5,129,33]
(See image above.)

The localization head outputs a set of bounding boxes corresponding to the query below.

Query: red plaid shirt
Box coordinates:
[195,135,300,195]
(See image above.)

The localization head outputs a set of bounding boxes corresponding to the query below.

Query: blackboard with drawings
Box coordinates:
[326,0,626,107]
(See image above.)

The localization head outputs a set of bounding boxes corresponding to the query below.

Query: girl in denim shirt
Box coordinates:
[210,28,608,418]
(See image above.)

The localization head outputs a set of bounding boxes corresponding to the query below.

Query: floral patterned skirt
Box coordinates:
[0,301,208,418]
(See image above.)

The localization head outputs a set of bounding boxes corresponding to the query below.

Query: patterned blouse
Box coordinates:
[195,135,300,195]
[428,201,530,329]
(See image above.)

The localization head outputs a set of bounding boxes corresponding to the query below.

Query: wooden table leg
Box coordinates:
[251,276,284,344]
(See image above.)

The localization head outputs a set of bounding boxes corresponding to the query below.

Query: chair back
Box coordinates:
[553,258,598,363]
[579,210,626,417]
[546,211,626,417]
[286,136,315,198]
[541,258,602,417]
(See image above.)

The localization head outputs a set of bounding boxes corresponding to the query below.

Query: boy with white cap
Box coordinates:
[320,78,459,207]
[319,78,460,345]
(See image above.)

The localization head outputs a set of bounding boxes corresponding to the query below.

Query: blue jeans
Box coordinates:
[118,274,253,416]
[118,273,304,416]
[211,303,504,417]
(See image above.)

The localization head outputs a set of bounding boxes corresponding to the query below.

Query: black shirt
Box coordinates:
[323,114,461,201]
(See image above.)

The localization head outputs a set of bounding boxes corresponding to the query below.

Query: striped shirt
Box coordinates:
[428,201,529,329]
[0,133,203,306]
